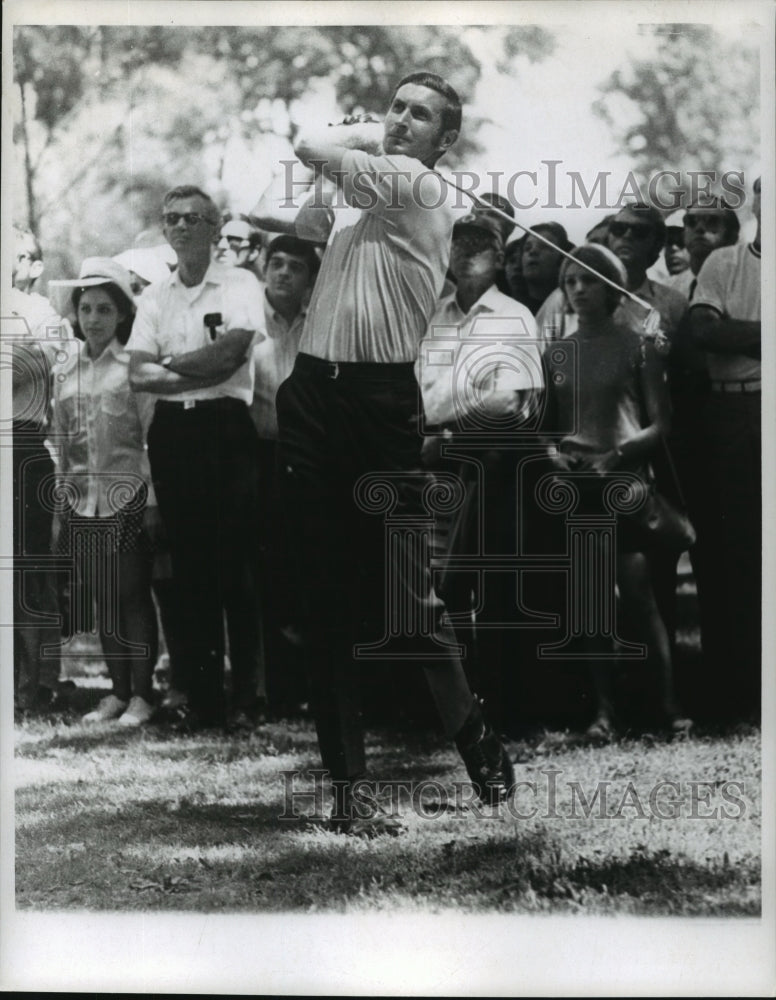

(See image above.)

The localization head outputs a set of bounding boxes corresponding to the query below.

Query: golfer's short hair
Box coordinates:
[391,71,462,134]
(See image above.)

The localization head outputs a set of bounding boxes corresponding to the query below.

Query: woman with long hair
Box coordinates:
[50,258,161,726]
[542,244,692,739]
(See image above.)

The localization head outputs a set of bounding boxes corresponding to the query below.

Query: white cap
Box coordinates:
[664,209,686,229]
[113,245,175,286]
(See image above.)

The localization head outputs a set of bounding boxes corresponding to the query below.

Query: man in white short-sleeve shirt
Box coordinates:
[127,185,265,730]
[256,72,515,833]
[417,212,541,733]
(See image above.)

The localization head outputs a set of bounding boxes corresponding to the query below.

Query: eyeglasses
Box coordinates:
[684,214,725,230]
[453,235,496,253]
[217,235,251,250]
[609,220,654,240]
[162,212,214,227]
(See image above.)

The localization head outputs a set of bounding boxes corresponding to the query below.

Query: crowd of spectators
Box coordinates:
[8,91,762,771]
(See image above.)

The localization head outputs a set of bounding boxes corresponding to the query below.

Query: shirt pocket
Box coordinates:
[101,387,129,417]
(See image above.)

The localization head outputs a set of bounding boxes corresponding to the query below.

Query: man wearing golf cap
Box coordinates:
[418,212,541,734]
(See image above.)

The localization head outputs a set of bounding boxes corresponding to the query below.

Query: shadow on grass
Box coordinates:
[16,799,761,914]
[15,719,322,760]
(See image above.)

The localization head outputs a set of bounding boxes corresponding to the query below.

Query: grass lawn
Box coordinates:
[15,677,761,915]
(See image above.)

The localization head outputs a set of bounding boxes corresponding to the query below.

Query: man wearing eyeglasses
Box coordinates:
[689,176,762,723]
[682,199,742,293]
[215,214,263,277]
[663,209,691,291]
[536,202,687,345]
[605,203,688,336]
[656,197,743,703]
[127,185,265,730]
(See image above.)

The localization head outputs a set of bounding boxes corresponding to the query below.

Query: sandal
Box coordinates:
[585,716,614,743]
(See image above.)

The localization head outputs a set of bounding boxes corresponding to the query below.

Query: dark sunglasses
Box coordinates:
[609,220,654,240]
[162,211,214,227]
[217,235,251,250]
[453,234,496,253]
[684,214,725,230]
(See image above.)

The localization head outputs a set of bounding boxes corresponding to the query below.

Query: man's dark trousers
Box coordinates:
[147,398,262,722]
[277,353,463,781]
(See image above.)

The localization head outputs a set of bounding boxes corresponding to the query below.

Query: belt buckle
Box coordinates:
[329,362,340,380]
[184,399,196,410]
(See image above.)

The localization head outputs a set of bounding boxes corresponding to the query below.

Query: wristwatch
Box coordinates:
[160,355,174,370]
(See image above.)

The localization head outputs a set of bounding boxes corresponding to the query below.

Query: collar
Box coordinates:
[632,277,655,298]
[264,287,307,325]
[74,336,125,368]
[442,282,503,319]
[171,260,227,290]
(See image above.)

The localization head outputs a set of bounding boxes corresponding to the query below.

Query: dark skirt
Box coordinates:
[55,488,149,556]
[564,472,653,555]
[55,488,149,636]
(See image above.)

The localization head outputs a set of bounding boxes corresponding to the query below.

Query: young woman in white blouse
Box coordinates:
[51,259,161,726]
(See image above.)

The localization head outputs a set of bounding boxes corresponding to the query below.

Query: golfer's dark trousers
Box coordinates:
[147,398,262,722]
[276,353,462,782]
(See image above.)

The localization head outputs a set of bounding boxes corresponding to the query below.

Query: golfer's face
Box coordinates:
[383,84,449,164]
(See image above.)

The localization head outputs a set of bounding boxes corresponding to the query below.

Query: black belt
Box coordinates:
[709,379,761,394]
[294,352,416,382]
[156,397,247,412]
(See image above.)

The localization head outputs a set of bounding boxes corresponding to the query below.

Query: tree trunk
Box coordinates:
[19,82,38,234]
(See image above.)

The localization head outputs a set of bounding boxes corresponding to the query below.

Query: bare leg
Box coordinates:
[589,660,616,732]
[119,551,157,702]
[99,551,157,703]
[617,551,685,723]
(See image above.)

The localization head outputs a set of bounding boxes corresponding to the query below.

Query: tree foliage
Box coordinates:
[12,24,555,273]
[593,24,759,186]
